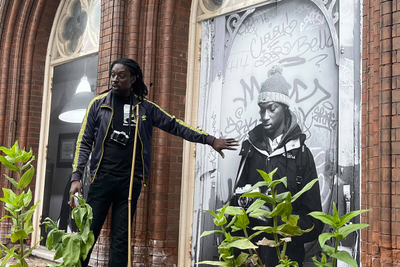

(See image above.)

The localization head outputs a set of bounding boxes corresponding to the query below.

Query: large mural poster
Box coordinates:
[191,0,359,266]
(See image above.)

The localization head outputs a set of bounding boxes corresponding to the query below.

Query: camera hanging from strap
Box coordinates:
[110,92,134,146]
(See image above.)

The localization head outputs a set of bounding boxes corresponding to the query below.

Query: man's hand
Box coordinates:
[69,181,83,209]
[212,138,239,158]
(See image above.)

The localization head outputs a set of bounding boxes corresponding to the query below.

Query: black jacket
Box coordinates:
[235,116,323,265]
[71,90,215,185]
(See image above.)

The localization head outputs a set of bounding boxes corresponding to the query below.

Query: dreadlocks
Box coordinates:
[109,58,148,100]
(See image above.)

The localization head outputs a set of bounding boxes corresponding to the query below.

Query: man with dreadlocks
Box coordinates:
[69,58,238,267]
[233,66,323,266]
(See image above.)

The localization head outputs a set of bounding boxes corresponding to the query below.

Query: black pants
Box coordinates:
[81,172,142,267]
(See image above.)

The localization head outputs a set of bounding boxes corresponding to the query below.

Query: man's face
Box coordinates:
[258,102,286,138]
[110,63,136,97]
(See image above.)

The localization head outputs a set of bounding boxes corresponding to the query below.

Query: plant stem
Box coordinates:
[333,233,339,267]
[281,240,287,259]
[273,216,281,259]
[19,237,24,264]
[243,228,264,267]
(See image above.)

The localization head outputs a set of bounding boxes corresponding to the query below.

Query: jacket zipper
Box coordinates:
[132,102,146,186]
[92,105,114,181]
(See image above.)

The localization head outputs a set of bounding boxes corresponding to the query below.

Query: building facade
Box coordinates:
[0,0,397,266]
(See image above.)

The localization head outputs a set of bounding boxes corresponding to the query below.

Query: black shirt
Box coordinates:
[97,92,143,180]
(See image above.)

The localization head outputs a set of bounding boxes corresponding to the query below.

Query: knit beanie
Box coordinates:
[258,65,291,106]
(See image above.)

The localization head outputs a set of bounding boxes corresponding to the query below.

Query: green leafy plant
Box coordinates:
[197,168,319,267]
[0,141,40,267]
[42,195,94,267]
[309,203,369,267]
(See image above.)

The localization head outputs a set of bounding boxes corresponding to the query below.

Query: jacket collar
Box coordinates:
[102,90,142,107]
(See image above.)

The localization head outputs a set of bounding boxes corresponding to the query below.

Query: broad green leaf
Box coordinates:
[253,226,275,233]
[23,189,32,207]
[200,230,224,237]
[73,207,86,230]
[219,238,257,250]
[308,212,336,227]
[0,146,14,156]
[42,217,58,230]
[4,174,18,188]
[231,225,242,232]
[234,252,249,266]
[257,169,275,183]
[276,192,290,203]
[331,250,357,267]
[338,209,369,228]
[226,215,237,229]
[224,232,233,242]
[11,141,19,155]
[277,224,303,237]
[52,230,65,246]
[214,216,227,226]
[0,246,15,267]
[280,195,293,219]
[0,215,14,222]
[21,157,35,171]
[205,209,218,219]
[3,187,16,200]
[270,202,287,217]
[242,192,274,204]
[225,206,245,216]
[311,255,323,267]
[0,155,19,172]
[318,233,336,254]
[4,206,18,217]
[54,243,63,260]
[338,223,369,239]
[46,229,56,250]
[24,221,34,235]
[291,178,319,202]
[14,148,33,163]
[282,214,299,226]
[218,203,229,219]
[62,234,81,266]
[269,176,287,189]
[233,212,249,229]
[5,155,15,164]
[80,231,95,260]
[244,181,269,193]
[11,229,28,242]
[246,199,266,213]
[18,165,34,189]
[248,230,264,241]
[312,254,333,267]
[249,208,272,219]
[196,261,230,266]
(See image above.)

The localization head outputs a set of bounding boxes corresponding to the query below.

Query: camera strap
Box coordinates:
[111,92,133,137]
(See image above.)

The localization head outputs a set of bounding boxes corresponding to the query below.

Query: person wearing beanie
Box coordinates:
[231,65,323,266]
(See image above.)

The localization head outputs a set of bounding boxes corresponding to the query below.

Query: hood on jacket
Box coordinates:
[248,110,305,152]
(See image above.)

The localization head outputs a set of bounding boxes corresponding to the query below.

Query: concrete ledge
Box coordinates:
[31,246,62,263]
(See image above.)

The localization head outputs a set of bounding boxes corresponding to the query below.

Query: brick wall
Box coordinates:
[362,0,400,266]
[0,0,60,243]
